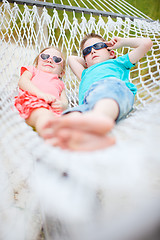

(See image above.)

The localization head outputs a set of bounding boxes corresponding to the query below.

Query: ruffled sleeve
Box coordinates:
[20,66,36,77]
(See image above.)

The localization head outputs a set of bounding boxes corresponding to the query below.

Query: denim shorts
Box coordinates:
[63,78,135,122]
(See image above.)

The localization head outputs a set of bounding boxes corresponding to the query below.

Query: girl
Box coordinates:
[15,46,68,138]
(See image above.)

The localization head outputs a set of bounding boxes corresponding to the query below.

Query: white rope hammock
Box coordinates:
[0,0,160,239]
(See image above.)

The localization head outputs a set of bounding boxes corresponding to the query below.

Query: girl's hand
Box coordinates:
[37,92,56,103]
[51,99,66,112]
[105,37,122,50]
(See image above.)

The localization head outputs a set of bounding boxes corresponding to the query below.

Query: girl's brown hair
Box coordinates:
[33,46,66,70]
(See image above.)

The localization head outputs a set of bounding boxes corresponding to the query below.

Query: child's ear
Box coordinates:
[109,50,116,59]
[85,61,88,67]
[60,70,65,78]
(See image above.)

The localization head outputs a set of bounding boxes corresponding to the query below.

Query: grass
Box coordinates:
[125,0,160,21]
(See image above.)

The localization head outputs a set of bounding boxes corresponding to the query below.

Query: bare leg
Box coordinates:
[25,100,118,151]
[25,108,58,137]
[25,108,116,151]
[42,98,119,137]
[42,111,114,138]
[93,98,119,121]
[43,99,118,151]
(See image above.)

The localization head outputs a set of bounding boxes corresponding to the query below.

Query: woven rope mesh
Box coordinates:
[0,0,160,108]
[0,1,160,240]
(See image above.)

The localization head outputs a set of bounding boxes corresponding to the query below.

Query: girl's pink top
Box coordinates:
[14,66,65,119]
[21,66,65,98]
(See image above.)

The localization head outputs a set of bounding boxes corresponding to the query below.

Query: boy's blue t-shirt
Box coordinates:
[79,53,137,105]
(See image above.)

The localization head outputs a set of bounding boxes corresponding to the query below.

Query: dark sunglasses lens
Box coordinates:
[83,42,108,56]
[94,42,106,49]
[83,47,91,56]
[41,53,50,60]
[53,56,62,63]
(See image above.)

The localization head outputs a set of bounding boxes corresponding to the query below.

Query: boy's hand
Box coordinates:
[106,37,122,50]
[106,37,153,64]
[37,92,56,103]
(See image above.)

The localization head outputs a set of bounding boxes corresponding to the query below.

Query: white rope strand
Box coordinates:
[0,1,160,239]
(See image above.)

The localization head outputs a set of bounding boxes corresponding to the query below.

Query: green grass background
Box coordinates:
[125,0,160,20]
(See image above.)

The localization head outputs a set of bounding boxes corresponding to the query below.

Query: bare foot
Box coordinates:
[41,112,114,139]
[46,128,116,152]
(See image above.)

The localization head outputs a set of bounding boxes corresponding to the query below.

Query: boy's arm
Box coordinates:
[68,56,86,80]
[107,37,153,64]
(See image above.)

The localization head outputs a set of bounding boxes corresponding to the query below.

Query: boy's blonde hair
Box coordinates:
[33,46,66,70]
[80,33,106,50]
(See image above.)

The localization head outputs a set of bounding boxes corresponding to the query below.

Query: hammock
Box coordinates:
[0,0,160,239]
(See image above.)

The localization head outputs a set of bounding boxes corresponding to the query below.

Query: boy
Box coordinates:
[42,33,153,151]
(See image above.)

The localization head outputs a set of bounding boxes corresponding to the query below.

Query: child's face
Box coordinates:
[83,37,111,68]
[37,48,64,77]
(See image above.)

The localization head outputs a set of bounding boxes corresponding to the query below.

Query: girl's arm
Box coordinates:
[107,37,153,64]
[51,89,68,112]
[68,56,86,80]
[60,89,68,110]
[18,70,56,103]
[19,70,41,95]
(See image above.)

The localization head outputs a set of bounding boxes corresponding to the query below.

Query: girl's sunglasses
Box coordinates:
[40,53,63,64]
[82,42,109,57]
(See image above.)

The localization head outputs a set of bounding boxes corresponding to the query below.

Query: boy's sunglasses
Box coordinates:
[82,42,109,57]
[40,53,63,64]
